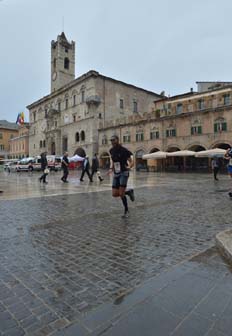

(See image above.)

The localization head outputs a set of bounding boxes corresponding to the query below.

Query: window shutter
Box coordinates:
[198,126,202,134]
[222,122,227,131]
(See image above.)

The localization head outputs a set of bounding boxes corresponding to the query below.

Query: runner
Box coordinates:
[109,135,135,218]
[224,147,232,197]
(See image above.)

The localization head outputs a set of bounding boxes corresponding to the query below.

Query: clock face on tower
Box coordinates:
[52,71,57,81]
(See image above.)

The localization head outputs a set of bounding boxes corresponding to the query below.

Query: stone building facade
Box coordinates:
[98,82,232,170]
[27,33,161,158]
[0,120,18,159]
[9,123,29,159]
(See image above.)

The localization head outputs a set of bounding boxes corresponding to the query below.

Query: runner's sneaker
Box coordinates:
[121,210,129,218]
[126,189,135,202]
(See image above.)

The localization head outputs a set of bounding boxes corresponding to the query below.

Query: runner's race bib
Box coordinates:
[114,162,121,173]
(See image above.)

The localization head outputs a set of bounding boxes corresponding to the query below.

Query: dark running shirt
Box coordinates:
[109,145,132,173]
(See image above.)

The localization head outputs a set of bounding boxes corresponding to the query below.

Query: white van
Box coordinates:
[47,155,62,171]
[16,157,41,172]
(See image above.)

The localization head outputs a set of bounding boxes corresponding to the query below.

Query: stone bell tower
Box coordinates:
[51,32,75,92]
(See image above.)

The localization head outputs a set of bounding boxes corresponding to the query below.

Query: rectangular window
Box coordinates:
[166,129,176,137]
[73,115,76,122]
[133,101,138,113]
[81,91,85,103]
[58,102,61,112]
[136,133,144,141]
[123,135,131,143]
[191,126,202,135]
[0,144,4,150]
[214,122,227,133]
[198,99,204,110]
[65,99,69,109]
[224,94,230,105]
[120,99,124,109]
[176,104,182,114]
[150,131,159,139]
[0,133,2,139]
[73,95,76,106]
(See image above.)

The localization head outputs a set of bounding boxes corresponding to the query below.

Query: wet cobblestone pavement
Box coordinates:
[0,171,232,335]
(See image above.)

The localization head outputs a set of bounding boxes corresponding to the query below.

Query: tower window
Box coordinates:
[53,58,56,68]
[64,57,69,70]
[65,48,68,53]
[75,132,79,142]
[73,95,76,106]
[80,130,85,141]
[120,99,124,109]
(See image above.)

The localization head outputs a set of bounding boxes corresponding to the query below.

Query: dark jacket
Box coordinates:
[92,156,99,172]
[82,158,90,171]
[41,153,48,170]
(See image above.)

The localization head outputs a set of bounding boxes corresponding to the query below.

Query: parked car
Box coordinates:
[3,160,19,172]
[15,157,41,172]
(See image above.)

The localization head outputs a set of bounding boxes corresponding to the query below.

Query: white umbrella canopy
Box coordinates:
[142,151,167,159]
[167,150,196,157]
[69,154,85,162]
[195,148,226,157]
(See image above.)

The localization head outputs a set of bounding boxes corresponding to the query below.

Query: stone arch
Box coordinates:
[166,145,181,152]
[149,147,161,154]
[165,145,181,171]
[187,144,206,152]
[186,144,208,172]
[210,141,231,150]
[74,147,86,157]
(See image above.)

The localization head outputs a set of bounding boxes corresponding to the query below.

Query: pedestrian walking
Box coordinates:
[61,151,69,183]
[80,156,93,182]
[211,157,220,180]
[91,153,103,182]
[39,152,48,184]
[224,147,232,197]
[109,135,135,218]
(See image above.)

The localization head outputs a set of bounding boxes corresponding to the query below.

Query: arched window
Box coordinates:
[64,57,69,70]
[75,132,79,142]
[80,130,85,141]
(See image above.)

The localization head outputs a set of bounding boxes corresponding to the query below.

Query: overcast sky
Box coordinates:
[1,0,232,122]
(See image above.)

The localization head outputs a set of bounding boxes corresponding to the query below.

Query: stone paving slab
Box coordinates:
[79,248,231,336]
[1,171,232,334]
[216,229,232,265]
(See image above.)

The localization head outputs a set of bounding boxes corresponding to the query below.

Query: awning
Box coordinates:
[69,154,85,162]
[195,148,226,157]
[142,151,167,159]
[167,150,196,157]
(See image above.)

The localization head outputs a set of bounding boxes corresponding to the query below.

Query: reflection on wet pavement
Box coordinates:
[0,171,232,334]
